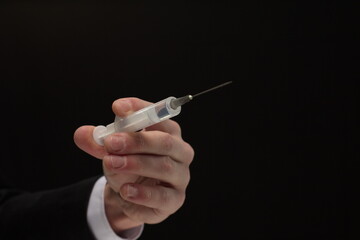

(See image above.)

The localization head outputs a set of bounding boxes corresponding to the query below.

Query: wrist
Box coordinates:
[104,183,143,235]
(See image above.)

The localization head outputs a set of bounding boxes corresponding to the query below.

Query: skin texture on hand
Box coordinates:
[73,97,195,234]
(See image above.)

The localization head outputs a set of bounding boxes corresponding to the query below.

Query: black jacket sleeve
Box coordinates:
[0,176,100,240]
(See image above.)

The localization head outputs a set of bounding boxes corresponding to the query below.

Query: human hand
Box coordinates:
[74,97,194,233]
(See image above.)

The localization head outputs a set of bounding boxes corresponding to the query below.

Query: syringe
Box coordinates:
[93,81,232,145]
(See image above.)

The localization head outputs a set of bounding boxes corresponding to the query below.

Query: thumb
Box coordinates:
[73,125,107,159]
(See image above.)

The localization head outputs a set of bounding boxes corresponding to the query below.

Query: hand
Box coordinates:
[73,97,194,233]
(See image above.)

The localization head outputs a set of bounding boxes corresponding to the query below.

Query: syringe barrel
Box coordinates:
[114,96,181,132]
[93,97,181,145]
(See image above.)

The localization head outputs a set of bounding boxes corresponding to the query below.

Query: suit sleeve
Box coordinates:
[0,176,100,240]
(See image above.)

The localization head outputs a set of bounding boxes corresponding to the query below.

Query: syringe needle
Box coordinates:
[192,81,233,98]
[170,81,233,109]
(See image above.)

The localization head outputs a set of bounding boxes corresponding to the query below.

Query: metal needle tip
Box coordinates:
[170,81,232,109]
[192,81,233,98]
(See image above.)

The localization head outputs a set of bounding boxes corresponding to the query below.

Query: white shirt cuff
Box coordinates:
[87,176,144,240]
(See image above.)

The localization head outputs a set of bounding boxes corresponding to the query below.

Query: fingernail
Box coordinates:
[109,156,126,169]
[126,184,138,198]
[110,135,125,152]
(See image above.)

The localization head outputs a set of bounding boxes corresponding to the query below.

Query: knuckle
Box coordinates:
[187,144,195,159]
[143,188,153,202]
[102,156,112,170]
[160,188,170,205]
[134,132,146,149]
[111,100,119,112]
[183,142,195,165]
[182,168,191,186]
[169,120,181,135]
[161,133,174,152]
[160,156,174,175]
[126,156,143,172]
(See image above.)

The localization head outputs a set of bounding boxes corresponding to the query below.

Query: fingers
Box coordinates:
[103,155,191,189]
[145,120,182,138]
[73,125,107,159]
[120,183,186,217]
[112,97,151,117]
[103,131,194,164]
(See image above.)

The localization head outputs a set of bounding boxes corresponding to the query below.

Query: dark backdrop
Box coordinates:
[0,1,357,239]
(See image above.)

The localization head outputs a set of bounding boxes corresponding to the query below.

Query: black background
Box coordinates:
[0,1,358,239]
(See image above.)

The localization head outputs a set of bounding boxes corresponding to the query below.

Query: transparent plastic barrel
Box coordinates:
[93,97,181,145]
